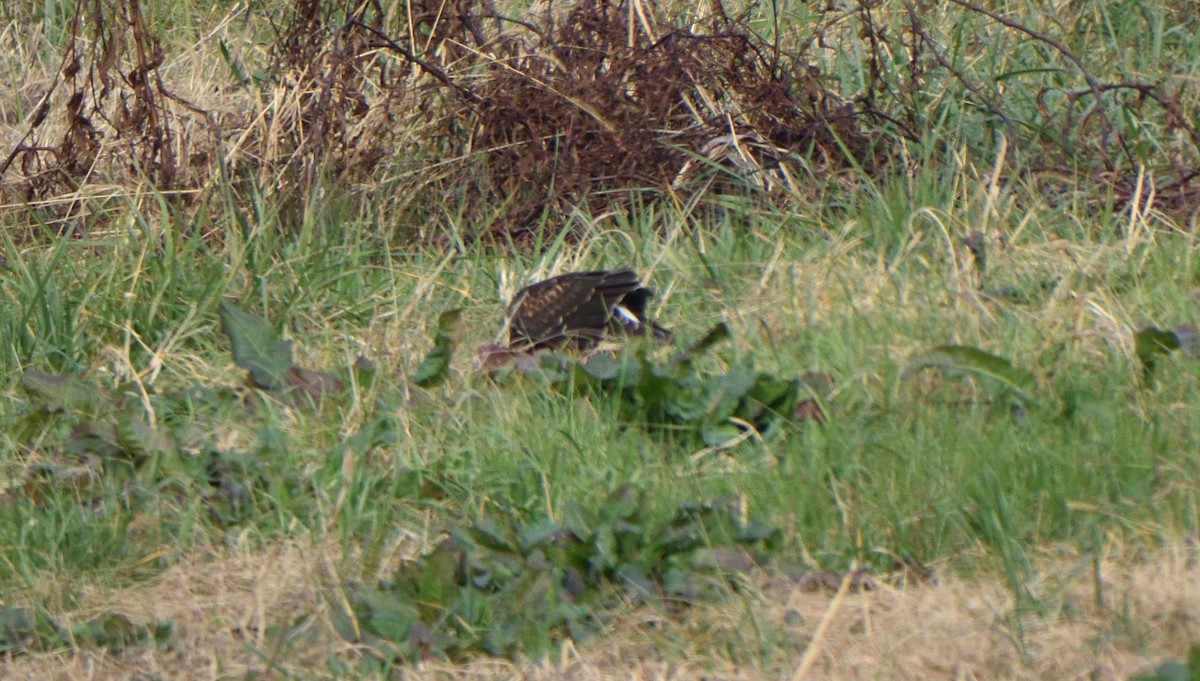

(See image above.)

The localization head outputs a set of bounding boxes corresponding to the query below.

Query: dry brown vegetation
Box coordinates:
[3,0,1196,242]
[5,540,1198,680]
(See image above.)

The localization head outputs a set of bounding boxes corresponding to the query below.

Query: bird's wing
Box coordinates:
[507,269,642,346]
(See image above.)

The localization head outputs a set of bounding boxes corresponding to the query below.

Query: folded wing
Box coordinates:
[507,269,671,349]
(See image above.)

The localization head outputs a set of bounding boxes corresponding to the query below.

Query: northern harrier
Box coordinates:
[506,269,672,350]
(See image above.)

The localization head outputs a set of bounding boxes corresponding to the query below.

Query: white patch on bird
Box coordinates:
[612,304,640,328]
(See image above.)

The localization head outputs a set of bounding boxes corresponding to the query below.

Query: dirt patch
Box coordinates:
[4,541,1197,679]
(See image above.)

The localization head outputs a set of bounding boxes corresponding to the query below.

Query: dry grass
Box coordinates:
[5,539,1196,680]
[3,2,1199,679]
[6,0,1195,241]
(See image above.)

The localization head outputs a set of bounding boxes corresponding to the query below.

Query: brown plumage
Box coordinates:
[507,269,672,349]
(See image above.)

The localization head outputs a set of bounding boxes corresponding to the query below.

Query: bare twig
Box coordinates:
[0,7,81,177]
[1058,81,1200,150]
[347,18,484,106]
[947,0,1132,169]
[904,4,1017,141]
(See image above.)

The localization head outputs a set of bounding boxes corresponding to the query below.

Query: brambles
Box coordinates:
[4,1,1197,242]
[1,0,216,222]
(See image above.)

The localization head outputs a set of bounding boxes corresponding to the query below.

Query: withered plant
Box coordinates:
[3,0,1196,242]
[1,0,217,233]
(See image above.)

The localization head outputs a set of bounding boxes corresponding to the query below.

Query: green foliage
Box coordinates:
[20,368,185,479]
[411,309,463,388]
[1131,645,1200,681]
[1,3,1199,671]
[7,302,361,548]
[1134,326,1196,384]
[903,345,1039,406]
[20,371,110,414]
[488,324,822,447]
[219,300,346,406]
[14,366,280,529]
[220,300,297,391]
[0,605,171,657]
[325,485,778,662]
[6,212,1199,672]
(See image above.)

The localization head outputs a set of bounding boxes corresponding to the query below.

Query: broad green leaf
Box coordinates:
[483,620,520,657]
[467,517,515,553]
[334,416,398,457]
[21,370,110,414]
[700,421,744,447]
[660,564,699,598]
[747,374,799,411]
[580,353,621,381]
[737,518,782,546]
[691,546,756,573]
[355,588,419,641]
[1134,326,1194,384]
[719,366,760,401]
[116,412,177,463]
[406,542,462,607]
[67,422,123,459]
[560,503,597,541]
[218,300,294,390]
[902,345,1038,404]
[592,525,618,572]
[710,366,762,421]
[0,605,62,654]
[69,613,172,651]
[333,585,411,661]
[412,309,463,388]
[353,355,378,390]
[600,483,642,523]
[518,519,569,551]
[328,585,364,643]
[614,564,657,600]
[664,388,708,422]
[635,362,679,418]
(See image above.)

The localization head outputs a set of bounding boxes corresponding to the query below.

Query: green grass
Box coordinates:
[5,180,1197,571]
[2,0,1199,676]
[5,174,1200,674]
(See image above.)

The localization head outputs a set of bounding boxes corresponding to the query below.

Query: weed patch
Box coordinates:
[324,485,781,662]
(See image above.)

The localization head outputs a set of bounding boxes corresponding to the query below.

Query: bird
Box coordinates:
[506,269,672,350]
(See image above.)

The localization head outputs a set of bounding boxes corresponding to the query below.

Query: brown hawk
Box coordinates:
[506,269,672,349]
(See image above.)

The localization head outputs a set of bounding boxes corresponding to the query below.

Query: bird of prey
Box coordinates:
[506,269,672,350]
